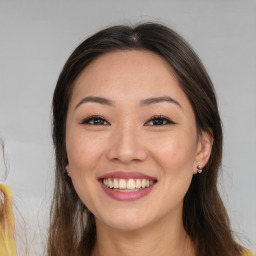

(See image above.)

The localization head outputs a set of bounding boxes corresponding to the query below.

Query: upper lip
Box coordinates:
[98,171,157,180]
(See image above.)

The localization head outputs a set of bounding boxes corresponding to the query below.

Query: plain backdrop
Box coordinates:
[0,0,255,254]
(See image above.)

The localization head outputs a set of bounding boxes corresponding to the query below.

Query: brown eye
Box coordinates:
[145,115,175,126]
[81,115,109,126]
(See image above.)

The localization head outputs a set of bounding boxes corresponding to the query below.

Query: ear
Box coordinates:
[193,131,213,174]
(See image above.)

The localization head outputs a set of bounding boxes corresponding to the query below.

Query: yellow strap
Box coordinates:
[0,184,17,256]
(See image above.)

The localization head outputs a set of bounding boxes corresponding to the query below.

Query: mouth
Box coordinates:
[100,178,157,192]
[98,172,158,201]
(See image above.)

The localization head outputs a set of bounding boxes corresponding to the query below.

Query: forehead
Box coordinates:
[70,50,189,108]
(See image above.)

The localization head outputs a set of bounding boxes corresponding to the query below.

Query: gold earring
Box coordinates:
[65,166,71,176]
[197,165,203,174]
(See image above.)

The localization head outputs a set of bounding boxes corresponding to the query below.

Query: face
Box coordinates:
[65,50,212,231]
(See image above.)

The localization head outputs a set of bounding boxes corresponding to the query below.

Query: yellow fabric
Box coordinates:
[243,248,256,256]
[0,184,17,256]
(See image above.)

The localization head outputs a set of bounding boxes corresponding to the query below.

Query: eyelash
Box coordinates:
[81,115,175,126]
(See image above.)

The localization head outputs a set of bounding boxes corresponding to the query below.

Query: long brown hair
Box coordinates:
[48,22,243,256]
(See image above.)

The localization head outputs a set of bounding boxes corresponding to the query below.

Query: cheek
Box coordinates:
[151,132,197,171]
[66,131,104,174]
[153,134,196,206]
[66,133,104,211]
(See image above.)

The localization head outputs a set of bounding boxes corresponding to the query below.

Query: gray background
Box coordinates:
[0,0,255,254]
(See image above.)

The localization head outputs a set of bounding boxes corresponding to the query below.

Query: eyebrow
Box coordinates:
[139,96,182,109]
[75,96,182,109]
[75,96,114,109]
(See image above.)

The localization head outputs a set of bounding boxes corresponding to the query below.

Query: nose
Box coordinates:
[106,124,148,164]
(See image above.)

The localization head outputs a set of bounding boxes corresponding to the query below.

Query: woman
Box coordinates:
[48,23,255,256]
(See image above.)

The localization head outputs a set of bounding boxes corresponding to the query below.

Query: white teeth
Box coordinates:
[135,179,141,189]
[102,178,155,190]
[108,178,114,188]
[104,179,109,186]
[141,179,146,188]
[127,179,135,189]
[113,178,118,188]
[119,179,126,189]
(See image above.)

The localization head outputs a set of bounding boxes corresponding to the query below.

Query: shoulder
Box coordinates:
[243,249,256,256]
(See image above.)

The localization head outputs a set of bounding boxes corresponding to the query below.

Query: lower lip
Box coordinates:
[100,181,155,201]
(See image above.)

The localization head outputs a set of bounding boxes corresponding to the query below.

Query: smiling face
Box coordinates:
[65,50,212,231]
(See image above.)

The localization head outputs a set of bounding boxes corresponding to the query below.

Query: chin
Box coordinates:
[97,209,151,231]
[106,219,148,231]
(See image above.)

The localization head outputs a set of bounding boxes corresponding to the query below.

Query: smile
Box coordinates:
[102,178,155,192]
[98,172,157,201]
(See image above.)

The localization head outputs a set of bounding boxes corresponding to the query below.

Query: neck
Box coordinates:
[91,210,195,256]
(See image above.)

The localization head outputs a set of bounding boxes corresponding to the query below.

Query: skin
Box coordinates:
[65,50,213,256]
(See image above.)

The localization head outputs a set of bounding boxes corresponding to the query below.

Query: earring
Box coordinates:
[65,166,71,176]
[197,165,203,174]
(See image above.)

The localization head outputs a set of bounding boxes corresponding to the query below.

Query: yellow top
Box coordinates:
[0,184,17,256]
[244,249,256,256]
